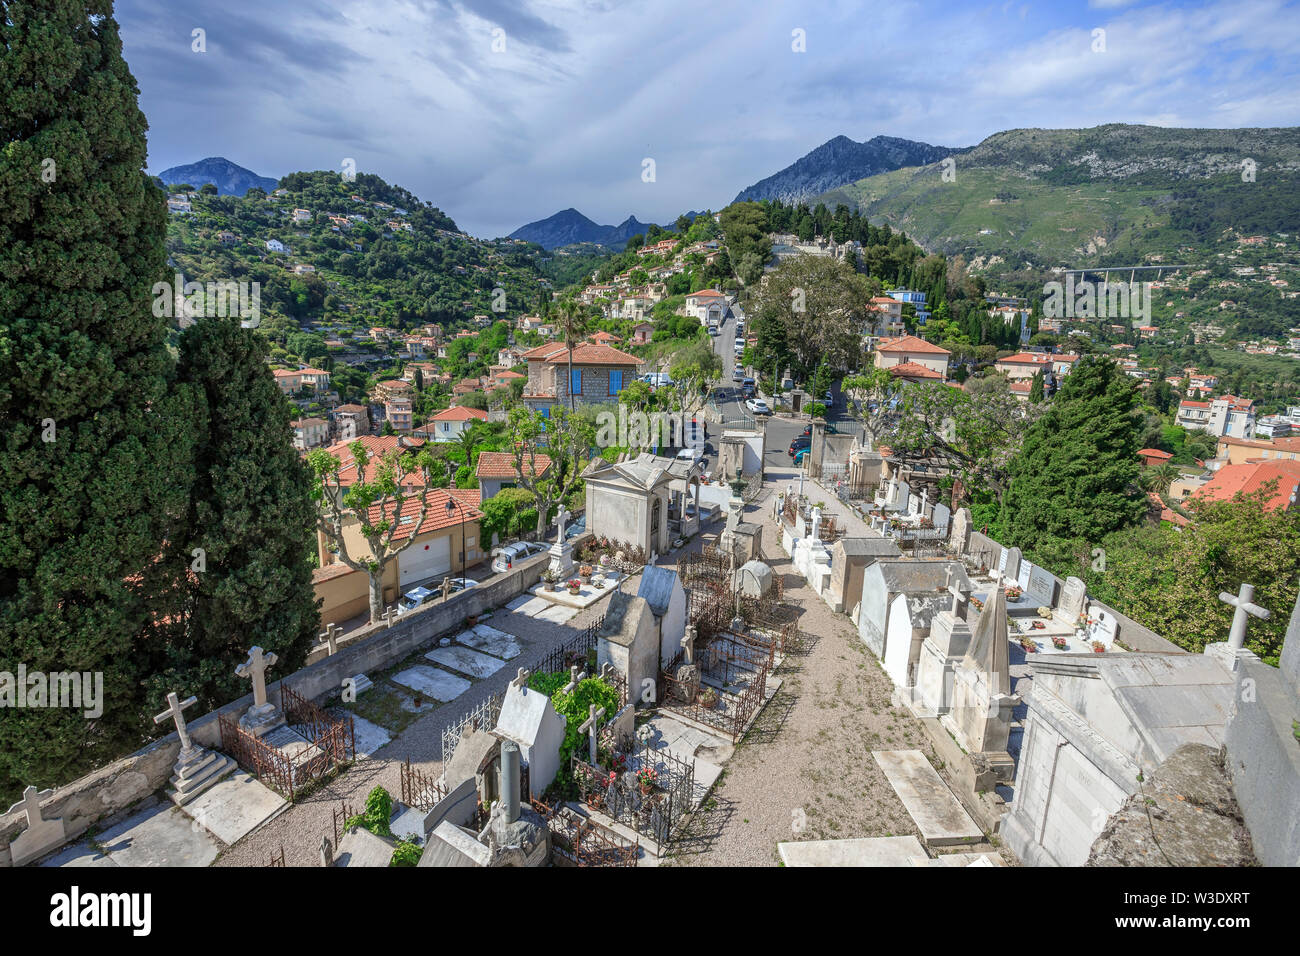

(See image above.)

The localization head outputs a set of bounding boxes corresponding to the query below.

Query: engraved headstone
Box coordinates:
[1026,566,1058,608]
[1060,576,1087,622]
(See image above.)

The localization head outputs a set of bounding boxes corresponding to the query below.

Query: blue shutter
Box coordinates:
[609,370,623,395]
[571,368,582,395]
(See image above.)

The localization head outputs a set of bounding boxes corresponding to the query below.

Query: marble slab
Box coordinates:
[872,749,983,847]
[778,835,927,867]
[425,645,507,679]
[391,665,472,702]
[457,624,523,659]
[181,771,287,845]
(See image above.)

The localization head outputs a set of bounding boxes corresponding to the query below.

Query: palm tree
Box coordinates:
[1140,463,1180,495]
[557,297,589,411]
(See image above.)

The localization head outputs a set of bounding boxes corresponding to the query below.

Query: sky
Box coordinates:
[117,0,1300,239]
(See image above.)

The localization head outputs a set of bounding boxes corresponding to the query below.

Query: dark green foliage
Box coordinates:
[348,785,394,837]
[148,316,320,710]
[1002,357,1147,556]
[0,1,195,800]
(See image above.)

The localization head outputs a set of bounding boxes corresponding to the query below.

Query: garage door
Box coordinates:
[399,536,451,587]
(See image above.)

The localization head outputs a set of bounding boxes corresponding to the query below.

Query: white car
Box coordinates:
[675,446,704,463]
[396,585,436,615]
[745,398,771,415]
[491,541,548,573]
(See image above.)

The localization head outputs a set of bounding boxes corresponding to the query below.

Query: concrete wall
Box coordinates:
[1223,657,1300,866]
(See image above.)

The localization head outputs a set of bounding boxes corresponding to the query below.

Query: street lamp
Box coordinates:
[445,496,467,600]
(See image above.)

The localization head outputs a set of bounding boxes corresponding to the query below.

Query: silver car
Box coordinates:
[491,540,548,573]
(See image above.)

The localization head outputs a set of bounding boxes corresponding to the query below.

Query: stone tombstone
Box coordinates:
[1016,559,1033,592]
[949,507,971,554]
[1026,566,1058,609]
[1002,547,1022,584]
[1059,576,1087,622]
[907,493,921,517]
[931,503,951,537]
[997,546,1009,576]
[1084,603,1119,646]
[895,481,910,509]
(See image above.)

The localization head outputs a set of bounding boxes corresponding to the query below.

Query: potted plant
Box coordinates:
[699,686,720,709]
[579,564,593,581]
[541,570,557,591]
[1005,585,1023,601]
[1037,606,1053,619]
[635,767,658,795]
[567,578,582,595]
[1091,640,1107,654]
[1052,636,1068,650]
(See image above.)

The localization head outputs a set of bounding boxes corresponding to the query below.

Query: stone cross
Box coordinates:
[511,667,532,689]
[235,646,279,709]
[153,692,200,754]
[383,606,397,627]
[945,567,969,616]
[919,488,928,517]
[578,703,606,764]
[1219,583,1271,650]
[18,786,50,829]
[319,623,341,656]
[562,665,587,694]
[810,506,822,543]
[554,507,571,543]
[682,625,697,666]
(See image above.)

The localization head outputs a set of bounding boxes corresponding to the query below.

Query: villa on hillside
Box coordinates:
[518,342,642,414]
[872,335,950,377]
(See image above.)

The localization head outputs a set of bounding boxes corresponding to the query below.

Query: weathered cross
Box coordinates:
[578,703,606,764]
[319,623,341,656]
[561,665,587,695]
[511,667,532,690]
[1219,583,1271,651]
[18,785,52,828]
[153,692,200,754]
[554,507,571,543]
[945,566,969,616]
[235,646,279,708]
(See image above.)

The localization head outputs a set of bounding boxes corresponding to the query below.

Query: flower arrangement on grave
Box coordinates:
[579,564,593,581]
[698,686,720,709]
[1076,612,1088,629]
[1005,585,1023,601]
[567,578,582,594]
[1019,637,1038,653]
[542,570,558,591]
[1037,606,1053,619]
[635,767,658,794]
[1052,636,1069,650]
[1091,640,1106,654]
[1031,620,1046,630]
[970,597,985,612]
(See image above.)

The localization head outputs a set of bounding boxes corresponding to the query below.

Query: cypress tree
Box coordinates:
[1029,370,1044,403]
[146,317,319,709]
[0,1,196,798]
[1002,356,1146,556]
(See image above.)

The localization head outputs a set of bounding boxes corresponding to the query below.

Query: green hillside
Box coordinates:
[162,170,557,342]
[817,124,1300,271]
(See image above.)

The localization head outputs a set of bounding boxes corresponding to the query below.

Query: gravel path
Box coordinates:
[662,472,959,867]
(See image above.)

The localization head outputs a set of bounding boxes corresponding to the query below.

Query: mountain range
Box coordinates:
[508,208,660,249]
[157,157,279,196]
[811,124,1300,269]
[732,134,959,205]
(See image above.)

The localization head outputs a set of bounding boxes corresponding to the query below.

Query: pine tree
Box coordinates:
[1029,371,1044,403]
[0,1,195,798]
[147,316,320,710]
[1002,357,1146,557]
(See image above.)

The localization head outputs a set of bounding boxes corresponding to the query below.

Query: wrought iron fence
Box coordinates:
[659,645,770,743]
[533,801,638,867]
[400,756,448,812]
[571,734,695,845]
[441,691,505,767]
[218,698,354,803]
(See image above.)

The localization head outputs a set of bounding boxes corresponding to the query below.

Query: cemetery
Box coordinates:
[4,451,1298,871]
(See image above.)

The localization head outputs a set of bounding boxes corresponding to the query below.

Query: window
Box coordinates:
[571,368,583,396]
[609,370,623,395]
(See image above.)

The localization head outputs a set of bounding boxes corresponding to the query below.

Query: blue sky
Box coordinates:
[117,0,1300,238]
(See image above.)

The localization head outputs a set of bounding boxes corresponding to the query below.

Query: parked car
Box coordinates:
[491,540,548,573]
[793,448,809,467]
[746,398,771,415]
[741,383,755,399]
[675,446,704,463]
[446,577,478,594]
[396,585,436,615]
[732,368,744,382]
[788,436,812,457]
[801,422,839,436]
[642,371,673,387]
[707,324,719,336]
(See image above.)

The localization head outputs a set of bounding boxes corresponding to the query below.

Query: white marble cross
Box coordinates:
[18,785,51,828]
[554,507,571,543]
[153,692,200,753]
[511,667,532,689]
[578,703,607,764]
[235,646,279,709]
[319,623,341,655]
[1219,584,1271,650]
